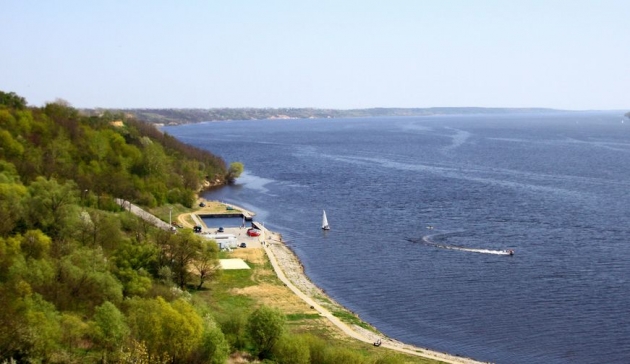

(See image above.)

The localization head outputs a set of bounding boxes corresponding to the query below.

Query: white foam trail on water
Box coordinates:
[417,235,513,255]
[457,248,512,255]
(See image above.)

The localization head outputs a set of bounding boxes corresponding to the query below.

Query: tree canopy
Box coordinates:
[0,91,229,208]
[0,91,235,363]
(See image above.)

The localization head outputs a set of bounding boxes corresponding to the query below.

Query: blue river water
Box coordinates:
[164,112,630,364]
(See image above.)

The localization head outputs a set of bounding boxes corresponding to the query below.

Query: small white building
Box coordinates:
[203,233,238,249]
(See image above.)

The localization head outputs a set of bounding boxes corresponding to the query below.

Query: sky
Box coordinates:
[1,0,629,110]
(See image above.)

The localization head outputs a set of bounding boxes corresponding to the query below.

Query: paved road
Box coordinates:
[116,199,172,231]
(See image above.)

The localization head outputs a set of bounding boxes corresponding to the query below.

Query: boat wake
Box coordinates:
[407,235,514,256]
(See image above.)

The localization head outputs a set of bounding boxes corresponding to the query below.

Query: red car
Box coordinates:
[247,228,261,237]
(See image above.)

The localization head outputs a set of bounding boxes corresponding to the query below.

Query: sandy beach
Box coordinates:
[184,200,486,364]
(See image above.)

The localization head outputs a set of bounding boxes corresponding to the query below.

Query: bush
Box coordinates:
[324,346,367,364]
[246,306,285,359]
[217,310,248,350]
[272,334,309,364]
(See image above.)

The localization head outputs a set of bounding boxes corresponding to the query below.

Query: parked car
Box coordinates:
[247,228,261,237]
[218,227,224,233]
[199,202,206,207]
[239,242,247,248]
[193,225,202,233]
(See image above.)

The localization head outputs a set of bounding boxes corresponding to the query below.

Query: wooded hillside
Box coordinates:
[1,91,227,208]
[0,91,232,362]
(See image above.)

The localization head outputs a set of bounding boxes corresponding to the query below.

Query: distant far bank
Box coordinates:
[80,107,567,125]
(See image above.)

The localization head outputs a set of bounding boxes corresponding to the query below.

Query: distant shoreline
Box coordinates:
[82,106,569,126]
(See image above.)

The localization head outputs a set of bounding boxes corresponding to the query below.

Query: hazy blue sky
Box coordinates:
[2,0,628,109]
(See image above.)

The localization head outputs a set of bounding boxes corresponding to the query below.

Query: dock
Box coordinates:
[196,212,253,221]
[192,201,256,231]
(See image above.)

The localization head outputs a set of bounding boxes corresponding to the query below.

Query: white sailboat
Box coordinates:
[322,210,330,230]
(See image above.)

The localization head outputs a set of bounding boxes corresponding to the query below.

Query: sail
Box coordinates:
[322,210,330,230]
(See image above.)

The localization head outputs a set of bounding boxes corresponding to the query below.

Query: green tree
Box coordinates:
[0,235,21,281]
[113,239,158,297]
[325,346,368,364]
[19,229,51,260]
[158,229,203,288]
[126,297,203,362]
[0,288,62,363]
[193,240,220,290]
[59,313,91,352]
[43,247,123,312]
[217,309,248,350]
[92,301,130,363]
[41,134,76,179]
[196,318,229,364]
[226,162,244,184]
[301,333,329,364]
[76,209,122,250]
[272,334,310,364]
[25,177,79,242]
[0,91,27,109]
[0,129,25,159]
[0,162,27,236]
[247,305,286,359]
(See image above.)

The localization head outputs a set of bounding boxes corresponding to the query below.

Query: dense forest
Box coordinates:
[0,91,234,363]
[82,106,560,125]
[0,91,410,364]
[1,92,228,208]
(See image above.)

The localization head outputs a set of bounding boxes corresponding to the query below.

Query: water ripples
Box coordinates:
[168,112,630,364]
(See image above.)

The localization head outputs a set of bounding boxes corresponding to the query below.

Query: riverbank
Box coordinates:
[191,200,485,364]
[260,226,484,364]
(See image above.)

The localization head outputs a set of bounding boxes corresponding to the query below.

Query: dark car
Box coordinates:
[199,202,206,207]
[193,225,202,233]
[239,242,247,248]
[218,227,224,233]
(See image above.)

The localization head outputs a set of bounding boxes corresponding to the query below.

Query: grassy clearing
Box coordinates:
[219,269,256,289]
[150,203,192,224]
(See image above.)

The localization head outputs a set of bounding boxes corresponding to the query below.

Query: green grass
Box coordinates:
[286,313,322,321]
[332,310,376,331]
[149,203,192,225]
[196,268,256,318]
[217,269,255,289]
[314,295,333,305]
